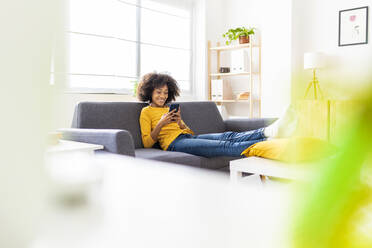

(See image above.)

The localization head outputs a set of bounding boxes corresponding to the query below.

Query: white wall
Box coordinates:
[292,0,372,100]
[210,0,292,118]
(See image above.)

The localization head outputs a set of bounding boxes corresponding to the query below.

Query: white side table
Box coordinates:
[46,140,104,155]
[45,140,104,202]
[230,157,313,182]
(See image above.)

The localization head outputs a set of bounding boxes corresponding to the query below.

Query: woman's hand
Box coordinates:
[172,108,187,129]
[158,109,177,127]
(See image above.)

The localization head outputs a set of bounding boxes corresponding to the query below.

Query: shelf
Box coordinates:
[209,43,259,51]
[227,115,251,119]
[210,72,252,77]
[211,99,261,103]
[212,100,250,103]
[208,39,261,117]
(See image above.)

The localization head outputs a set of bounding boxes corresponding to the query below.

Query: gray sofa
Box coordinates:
[61,101,275,171]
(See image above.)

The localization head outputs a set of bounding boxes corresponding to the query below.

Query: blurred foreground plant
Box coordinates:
[292,91,372,248]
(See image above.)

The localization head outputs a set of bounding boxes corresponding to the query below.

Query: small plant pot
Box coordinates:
[239,35,250,44]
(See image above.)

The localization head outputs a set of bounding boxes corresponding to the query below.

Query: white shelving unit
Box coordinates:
[207,38,261,117]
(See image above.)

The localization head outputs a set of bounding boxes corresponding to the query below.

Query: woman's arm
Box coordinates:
[140,111,157,148]
[140,109,177,148]
[151,109,177,140]
[173,107,188,129]
[150,122,163,142]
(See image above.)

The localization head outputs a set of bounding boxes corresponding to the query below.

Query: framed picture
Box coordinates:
[338,6,369,46]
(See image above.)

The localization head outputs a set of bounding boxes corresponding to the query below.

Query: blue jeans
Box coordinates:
[167,128,266,158]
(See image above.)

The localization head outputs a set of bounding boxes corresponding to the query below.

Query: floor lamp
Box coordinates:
[304,52,325,99]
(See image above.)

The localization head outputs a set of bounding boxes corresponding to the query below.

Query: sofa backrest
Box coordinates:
[177,101,225,134]
[72,101,225,148]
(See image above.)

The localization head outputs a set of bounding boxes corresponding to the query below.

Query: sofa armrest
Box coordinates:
[59,128,135,157]
[224,118,277,132]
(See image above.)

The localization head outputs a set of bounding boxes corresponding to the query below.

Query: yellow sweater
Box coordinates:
[139,106,194,150]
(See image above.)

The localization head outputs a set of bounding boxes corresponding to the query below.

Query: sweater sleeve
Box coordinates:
[181,120,194,134]
[140,109,156,148]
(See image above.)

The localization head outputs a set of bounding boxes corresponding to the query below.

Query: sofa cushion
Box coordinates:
[136,148,239,170]
[178,101,225,134]
[135,148,203,168]
[72,102,148,149]
[200,156,240,170]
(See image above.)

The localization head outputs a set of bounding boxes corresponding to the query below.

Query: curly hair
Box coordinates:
[137,72,180,104]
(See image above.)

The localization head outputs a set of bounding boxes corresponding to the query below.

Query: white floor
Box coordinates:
[31,155,296,248]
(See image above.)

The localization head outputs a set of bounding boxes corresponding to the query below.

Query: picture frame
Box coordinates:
[338,6,369,46]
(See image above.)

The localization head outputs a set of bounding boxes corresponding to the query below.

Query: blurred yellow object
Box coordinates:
[47,132,62,146]
[241,137,338,163]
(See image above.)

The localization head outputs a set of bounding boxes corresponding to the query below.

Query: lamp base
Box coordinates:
[304,69,324,99]
[304,80,324,99]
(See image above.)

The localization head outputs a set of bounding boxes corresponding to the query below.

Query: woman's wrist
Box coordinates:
[178,121,186,129]
[157,121,165,129]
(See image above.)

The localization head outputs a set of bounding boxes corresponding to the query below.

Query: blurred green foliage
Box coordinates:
[292,94,372,248]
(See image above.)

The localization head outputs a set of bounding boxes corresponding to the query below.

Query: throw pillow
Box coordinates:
[241,137,338,163]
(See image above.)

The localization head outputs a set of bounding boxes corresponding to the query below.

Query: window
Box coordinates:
[63,0,193,93]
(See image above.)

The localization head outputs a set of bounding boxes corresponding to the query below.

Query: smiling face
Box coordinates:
[151,84,168,107]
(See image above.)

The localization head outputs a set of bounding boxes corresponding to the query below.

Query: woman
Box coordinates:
[138,72,295,158]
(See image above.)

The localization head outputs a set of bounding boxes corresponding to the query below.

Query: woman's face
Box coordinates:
[151,85,168,107]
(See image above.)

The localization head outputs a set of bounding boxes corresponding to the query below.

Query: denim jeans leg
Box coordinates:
[168,135,265,158]
[194,128,266,142]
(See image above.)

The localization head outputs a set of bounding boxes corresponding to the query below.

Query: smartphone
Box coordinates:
[168,103,179,113]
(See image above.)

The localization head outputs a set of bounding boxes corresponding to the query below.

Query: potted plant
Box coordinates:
[222,27,255,45]
[131,80,139,97]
